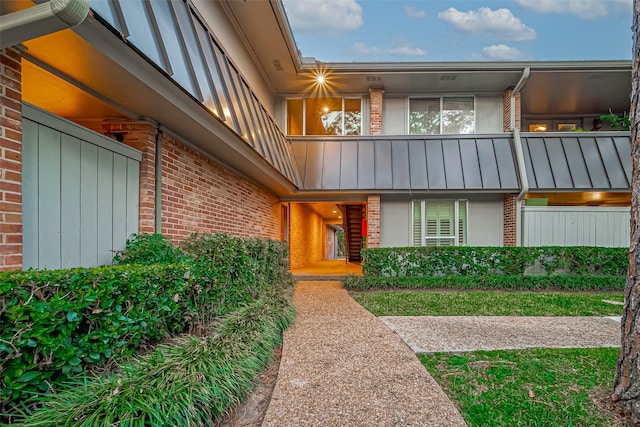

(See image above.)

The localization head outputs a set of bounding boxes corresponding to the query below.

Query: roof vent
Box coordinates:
[366,76,382,82]
[440,74,457,81]
[273,59,283,71]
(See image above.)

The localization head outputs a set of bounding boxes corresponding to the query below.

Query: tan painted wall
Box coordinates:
[289,203,324,269]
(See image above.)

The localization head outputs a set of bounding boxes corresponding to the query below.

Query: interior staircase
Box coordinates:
[341,204,364,263]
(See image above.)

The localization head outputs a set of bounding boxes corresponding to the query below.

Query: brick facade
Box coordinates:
[503,194,518,246]
[369,88,384,135]
[160,136,281,243]
[366,195,380,248]
[503,86,522,132]
[0,48,23,271]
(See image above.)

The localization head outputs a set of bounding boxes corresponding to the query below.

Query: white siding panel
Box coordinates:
[112,155,129,252]
[476,96,503,133]
[380,200,410,247]
[22,104,141,269]
[61,135,82,268]
[382,97,407,135]
[80,143,99,267]
[523,206,630,247]
[97,150,115,266]
[467,200,503,246]
[38,126,62,269]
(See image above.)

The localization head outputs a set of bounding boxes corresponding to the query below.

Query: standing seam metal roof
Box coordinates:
[290,133,631,192]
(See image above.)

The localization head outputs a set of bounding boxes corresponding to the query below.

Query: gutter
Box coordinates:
[510,67,531,246]
[0,0,90,49]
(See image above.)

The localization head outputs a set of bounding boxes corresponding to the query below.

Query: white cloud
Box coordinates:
[438,7,536,41]
[515,0,631,19]
[404,6,426,19]
[482,44,524,60]
[283,0,363,34]
[353,42,426,56]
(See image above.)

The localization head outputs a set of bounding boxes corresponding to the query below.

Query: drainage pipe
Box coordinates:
[0,0,91,49]
[510,67,531,246]
[155,125,163,234]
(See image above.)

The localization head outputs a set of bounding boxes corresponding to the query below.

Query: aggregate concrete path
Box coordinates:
[261,281,466,427]
[381,316,621,354]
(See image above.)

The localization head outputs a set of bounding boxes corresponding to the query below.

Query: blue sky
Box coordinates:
[281,0,633,62]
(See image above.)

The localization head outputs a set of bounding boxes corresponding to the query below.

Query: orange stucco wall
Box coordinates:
[289,203,325,269]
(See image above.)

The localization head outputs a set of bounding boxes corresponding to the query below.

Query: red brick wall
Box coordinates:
[369,88,384,135]
[503,86,521,132]
[160,135,281,243]
[0,47,23,271]
[503,194,517,246]
[289,203,324,268]
[367,195,380,248]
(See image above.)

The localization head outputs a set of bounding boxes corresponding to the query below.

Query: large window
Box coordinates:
[410,97,475,135]
[287,98,362,136]
[412,200,467,246]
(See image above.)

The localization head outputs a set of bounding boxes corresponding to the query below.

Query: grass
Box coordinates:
[419,347,622,427]
[350,290,624,317]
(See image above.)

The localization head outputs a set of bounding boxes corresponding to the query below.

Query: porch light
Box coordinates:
[316,74,326,84]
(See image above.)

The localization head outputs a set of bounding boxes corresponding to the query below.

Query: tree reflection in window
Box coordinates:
[286,98,362,135]
[410,97,474,135]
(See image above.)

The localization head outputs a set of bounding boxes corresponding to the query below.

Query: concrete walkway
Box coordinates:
[381,315,621,353]
[262,281,466,427]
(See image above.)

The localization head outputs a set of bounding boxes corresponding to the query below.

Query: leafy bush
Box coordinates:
[1,233,294,421]
[1,264,188,405]
[113,233,184,265]
[343,274,625,292]
[361,246,627,277]
[10,295,295,426]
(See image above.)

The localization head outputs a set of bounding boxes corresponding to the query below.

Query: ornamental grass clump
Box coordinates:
[9,298,295,426]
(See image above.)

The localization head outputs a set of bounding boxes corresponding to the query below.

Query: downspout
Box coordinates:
[155,126,163,234]
[0,0,91,49]
[511,67,530,246]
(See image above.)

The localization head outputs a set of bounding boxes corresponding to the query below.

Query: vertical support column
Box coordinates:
[0,47,23,270]
[369,88,384,136]
[102,121,158,235]
[503,194,518,246]
[503,86,521,132]
[367,195,380,248]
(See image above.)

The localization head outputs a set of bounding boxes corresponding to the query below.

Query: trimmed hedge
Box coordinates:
[343,274,626,291]
[1,233,293,418]
[361,246,628,277]
[9,295,295,426]
[1,264,189,404]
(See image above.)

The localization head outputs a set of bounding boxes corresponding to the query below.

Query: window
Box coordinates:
[410,97,474,135]
[412,200,467,246]
[286,98,362,135]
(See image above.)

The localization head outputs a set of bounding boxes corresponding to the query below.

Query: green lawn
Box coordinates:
[420,347,622,427]
[351,290,624,317]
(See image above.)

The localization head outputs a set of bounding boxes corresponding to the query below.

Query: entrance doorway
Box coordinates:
[288,201,366,270]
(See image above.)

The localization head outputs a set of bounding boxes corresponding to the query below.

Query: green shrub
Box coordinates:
[1,233,294,421]
[113,233,184,265]
[343,274,625,292]
[9,295,295,426]
[0,264,188,405]
[361,246,627,277]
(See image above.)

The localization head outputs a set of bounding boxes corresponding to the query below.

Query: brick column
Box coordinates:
[503,194,518,246]
[503,86,521,132]
[367,195,380,248]
[369,88,384,135]
[102,120,157,234]
[0,47,23,270]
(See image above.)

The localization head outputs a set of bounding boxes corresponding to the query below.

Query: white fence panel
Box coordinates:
[522,206,630,247]
[22,104,142,269]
